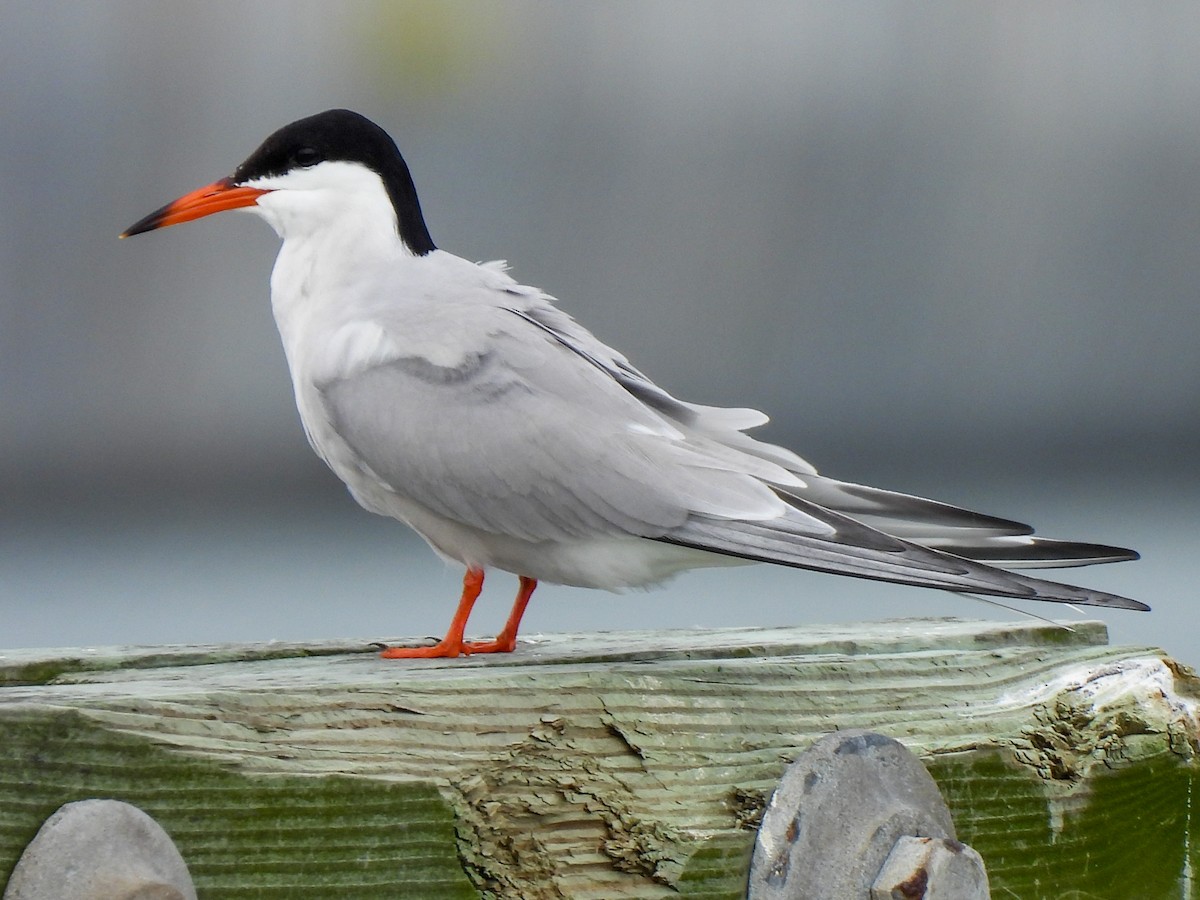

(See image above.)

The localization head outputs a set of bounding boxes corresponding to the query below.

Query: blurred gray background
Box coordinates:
[3,2,1197,660]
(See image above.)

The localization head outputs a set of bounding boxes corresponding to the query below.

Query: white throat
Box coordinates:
[240,162,421,386]
[244,160,402,249]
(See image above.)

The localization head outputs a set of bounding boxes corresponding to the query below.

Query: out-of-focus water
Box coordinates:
[4,469,1192,666]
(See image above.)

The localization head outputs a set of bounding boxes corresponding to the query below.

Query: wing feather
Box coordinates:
[313,269,1142,611]
[318,307,797,543]
[659,495,1148,610]
[508,303,1139,572]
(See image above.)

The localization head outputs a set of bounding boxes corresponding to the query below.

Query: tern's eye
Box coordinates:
[292,147,322,168]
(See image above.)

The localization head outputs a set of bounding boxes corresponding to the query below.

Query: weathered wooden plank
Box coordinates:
[1,618,1197,898]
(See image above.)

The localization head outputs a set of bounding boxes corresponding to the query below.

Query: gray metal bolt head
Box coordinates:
[3,800,196,900]
[748,730,982,900]
[871,835,989,899]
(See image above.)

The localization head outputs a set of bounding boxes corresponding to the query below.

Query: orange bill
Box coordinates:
[121,178,269,237]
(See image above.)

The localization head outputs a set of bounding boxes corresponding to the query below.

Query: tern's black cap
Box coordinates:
[233,109,436,255]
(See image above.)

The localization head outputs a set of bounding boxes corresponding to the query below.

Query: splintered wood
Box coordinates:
[1,619,1196,899]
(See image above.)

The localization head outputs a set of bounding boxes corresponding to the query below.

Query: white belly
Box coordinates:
[342,468,746,588]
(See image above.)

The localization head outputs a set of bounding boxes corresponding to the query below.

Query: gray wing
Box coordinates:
[321,295,1145,611]
[317,305,812,543]
[788,476,1139,568]
[506,301,1146,610]
[658,497,1148,610]
[511,303,1139,570]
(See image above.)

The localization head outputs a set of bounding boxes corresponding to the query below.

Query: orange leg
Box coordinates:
[463,576,537,654]
[379,570,538,659]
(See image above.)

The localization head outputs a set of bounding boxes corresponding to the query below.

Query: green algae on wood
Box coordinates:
[929,750,1197,900]
[1,619,1197,898]
[0,710,477,898]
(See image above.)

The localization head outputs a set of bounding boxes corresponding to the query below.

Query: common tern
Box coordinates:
[122,109,1146,658]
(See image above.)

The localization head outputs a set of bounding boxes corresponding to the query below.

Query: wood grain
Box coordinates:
[2,619,1196,898]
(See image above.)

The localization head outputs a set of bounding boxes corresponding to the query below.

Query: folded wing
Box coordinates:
[319,289,1145,612]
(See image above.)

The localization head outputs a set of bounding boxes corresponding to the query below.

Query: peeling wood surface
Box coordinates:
[1,618,1198,899]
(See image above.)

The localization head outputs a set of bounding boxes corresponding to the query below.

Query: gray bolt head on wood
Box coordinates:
[748,730,985,900]
[871,836,989,899]
[3,800,196,900]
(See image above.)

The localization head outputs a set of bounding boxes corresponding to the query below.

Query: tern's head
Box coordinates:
[121,109,436,255]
